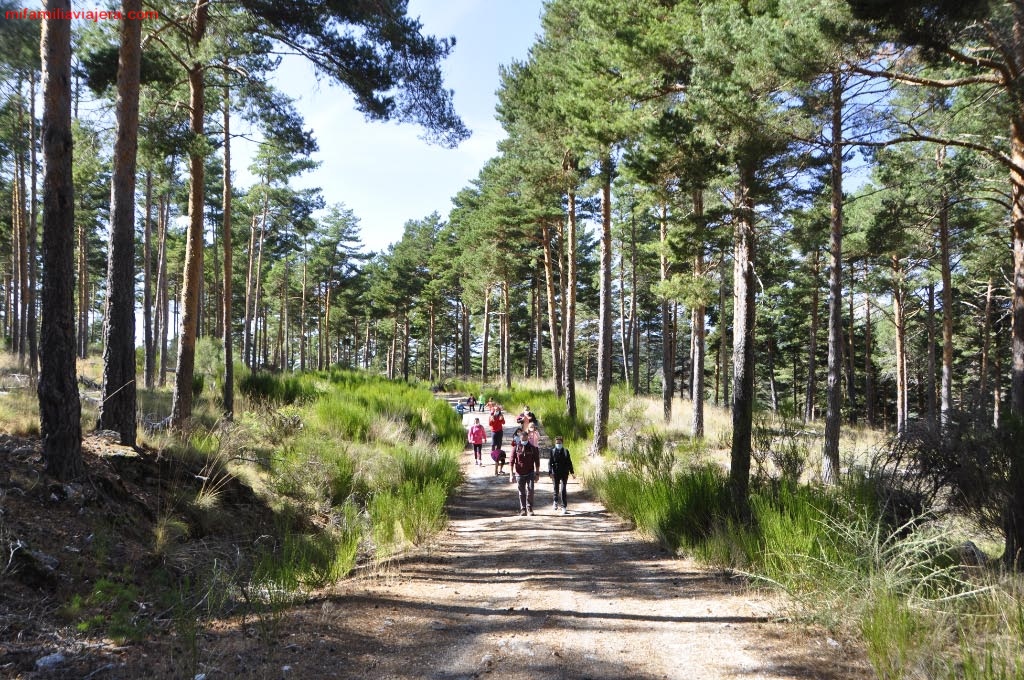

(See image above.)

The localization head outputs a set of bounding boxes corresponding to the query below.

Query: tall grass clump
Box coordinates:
[369,479,448,554]
[393,445,461,494]
[238,370,320,406]
[253,501,361,591]
[590,462,732,552]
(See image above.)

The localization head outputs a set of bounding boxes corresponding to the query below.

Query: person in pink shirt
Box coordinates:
[467,418,487,466]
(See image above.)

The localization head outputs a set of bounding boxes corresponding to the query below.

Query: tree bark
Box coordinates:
[659,202,673,422]
[805,247,820,422]
[170,0,209,429]
[38,0,83,479]
[692,192,706,438]
[98,0,143,445]
[893,256,908,436]
[157,193,169,386]
[222,85,234,417]
[564,185,578,420]
[979,277,993,421]
[926,282,938,429]
[822,70,844,484]
[28,69,39,376]
[143,169,154,389]
[591,156,614,454]
[482,286,491,383]
[541,221,563,395]
[864,260,876,428]
[730,163,756,522]
[938,178,954,429]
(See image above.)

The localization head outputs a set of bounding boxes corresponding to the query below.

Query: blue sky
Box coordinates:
[235,0,546,254]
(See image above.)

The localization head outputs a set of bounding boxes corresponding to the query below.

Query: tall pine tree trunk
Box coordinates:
[927,283,938,427]
[482,286,491,383]
[804,248,820,422]
[170,0,209,429]
[157,193,169,386]
[222,86,234,417]
[939,181,954,429]
[692,191,706,437]
[979,277,994,421]
[660,202,673,422]
[730,163,756,521]
[38,0,83,479]
[143,169,154,389]
[823,70,844,484]
[564,185,578,420]
[864,260,876,428]
[98,0,143,445]
[591,156,614,454]
[28,69,39,376]
[1004,112,1024,568]
[541,221,563,395]
[893,256,908,436]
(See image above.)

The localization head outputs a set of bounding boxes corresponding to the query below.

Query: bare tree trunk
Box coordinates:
[300,261,307,372]
[804,247,820,422]
[719,256,729,409]
[939,181,954,428]
[482,286,491,383]
[659,202,673,422]
[38,0,83,479]
[864,260,876,428]
[77,220,88,358]
[250,203,268,369]
[28,69,39,376]
[979,277,993,421]
[822,70,844,484]
[927,283,937,428]
[143,169,154,389]
[893,255,908,436]
[98,0,143,445]
[157,194,169,386]
[170,0,209,429]
[592,156,614,454]
[502,282,511,389]
[564,186,578,420]
[730,164,757,521]
[692,191,706,437]
[618,241,631,391]
[845,263,858,424]
[222,86,234,417]
[11,148,22,358]
[541,221,563,395]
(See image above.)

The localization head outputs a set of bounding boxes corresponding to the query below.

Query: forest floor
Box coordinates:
[0,405,875,679]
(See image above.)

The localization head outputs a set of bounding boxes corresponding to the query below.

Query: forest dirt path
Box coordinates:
[234,404,872,680]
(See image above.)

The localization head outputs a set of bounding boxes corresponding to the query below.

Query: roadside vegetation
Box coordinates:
[568,386,1024,680]
[1,355,463,670]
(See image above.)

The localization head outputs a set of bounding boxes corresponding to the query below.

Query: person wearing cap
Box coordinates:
[548,436,576,513]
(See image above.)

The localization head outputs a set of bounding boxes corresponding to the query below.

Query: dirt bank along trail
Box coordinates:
[222,402,871,680]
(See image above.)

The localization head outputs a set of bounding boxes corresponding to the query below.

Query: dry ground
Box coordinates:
[1,409,874,679]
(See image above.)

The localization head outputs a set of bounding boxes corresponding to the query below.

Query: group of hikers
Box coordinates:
[463,401,576,516]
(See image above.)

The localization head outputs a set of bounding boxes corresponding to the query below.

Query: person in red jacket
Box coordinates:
[467,418,487,466]
[489,409,505,450]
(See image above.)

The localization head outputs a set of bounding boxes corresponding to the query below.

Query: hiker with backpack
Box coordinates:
[548,436,576,513]
[510,437,541,516]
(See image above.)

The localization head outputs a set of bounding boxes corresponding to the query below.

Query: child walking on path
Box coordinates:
[467,418,487,466]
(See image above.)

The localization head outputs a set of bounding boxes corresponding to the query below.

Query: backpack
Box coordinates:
[550,446,570,474]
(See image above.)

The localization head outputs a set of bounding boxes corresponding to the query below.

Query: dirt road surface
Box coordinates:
[250,408,871,680]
